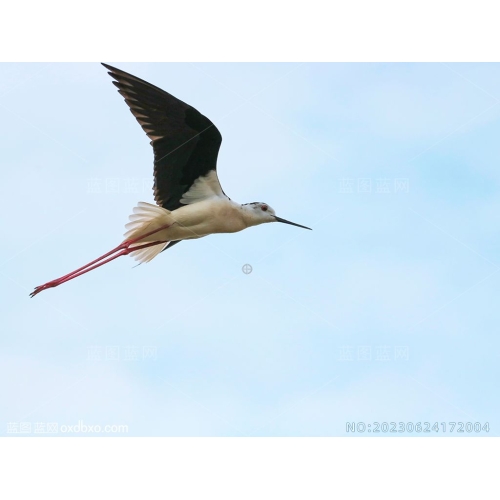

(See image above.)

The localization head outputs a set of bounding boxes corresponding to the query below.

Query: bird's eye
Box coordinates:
[261,205,268,211]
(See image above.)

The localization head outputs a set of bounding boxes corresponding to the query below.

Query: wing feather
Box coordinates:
[102,63,226,211]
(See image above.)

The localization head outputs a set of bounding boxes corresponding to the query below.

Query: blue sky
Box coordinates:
[0,63,499,436]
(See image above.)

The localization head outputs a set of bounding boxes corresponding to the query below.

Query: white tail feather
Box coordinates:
[124,202,173,263]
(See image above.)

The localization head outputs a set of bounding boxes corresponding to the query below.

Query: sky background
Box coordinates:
[0,63,499,436]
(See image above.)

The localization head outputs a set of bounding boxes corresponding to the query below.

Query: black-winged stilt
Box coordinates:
[30,64,311,297]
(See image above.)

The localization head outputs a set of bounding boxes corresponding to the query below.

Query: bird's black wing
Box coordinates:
[102,63,224,211]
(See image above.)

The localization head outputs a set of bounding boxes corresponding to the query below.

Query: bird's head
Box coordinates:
[242,202,312,230]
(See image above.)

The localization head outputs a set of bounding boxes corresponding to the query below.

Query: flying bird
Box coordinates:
[30,64,311,297]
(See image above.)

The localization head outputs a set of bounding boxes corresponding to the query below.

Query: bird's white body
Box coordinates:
[124,170,282,263]
[126,195,274,263]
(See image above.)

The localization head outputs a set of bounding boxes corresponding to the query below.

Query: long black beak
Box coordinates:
[274,216,312,230]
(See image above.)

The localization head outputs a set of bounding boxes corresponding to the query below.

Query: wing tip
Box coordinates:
[101,62,114,72]
[101,63,125,81]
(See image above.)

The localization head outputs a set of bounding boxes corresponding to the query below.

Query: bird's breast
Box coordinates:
[170,199,246,239]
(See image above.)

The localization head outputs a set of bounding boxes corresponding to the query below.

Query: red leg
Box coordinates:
[30,222,173,298]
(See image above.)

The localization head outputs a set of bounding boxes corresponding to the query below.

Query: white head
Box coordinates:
[242,202,311,230]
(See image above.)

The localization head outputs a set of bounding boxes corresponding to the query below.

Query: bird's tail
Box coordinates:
[124,202,173,263]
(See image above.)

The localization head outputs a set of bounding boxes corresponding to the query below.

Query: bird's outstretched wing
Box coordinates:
[102,63,226,211]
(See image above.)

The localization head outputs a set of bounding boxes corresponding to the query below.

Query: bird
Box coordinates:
[30,63,311,297]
